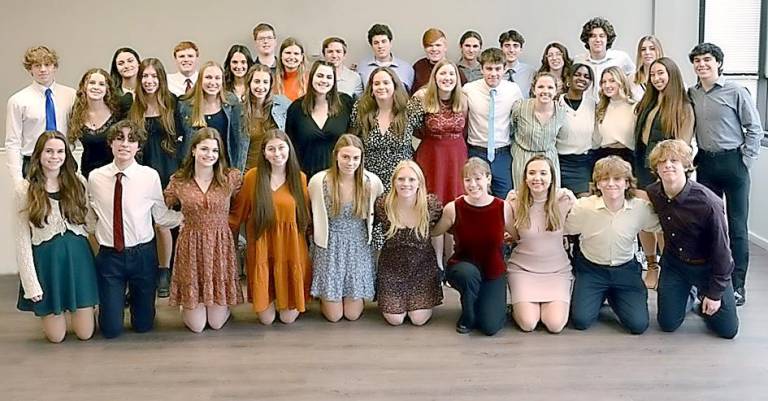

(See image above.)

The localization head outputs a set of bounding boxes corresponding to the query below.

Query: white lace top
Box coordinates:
[15,176,91,300]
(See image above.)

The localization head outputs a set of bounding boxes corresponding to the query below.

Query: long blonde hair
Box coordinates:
[383,160,429,240]
[514,155,562,231]
[633,35,664,86]
[422,60,465,114]
[182,61,230,128]
[327,134,370,218]
[596,66,633,123]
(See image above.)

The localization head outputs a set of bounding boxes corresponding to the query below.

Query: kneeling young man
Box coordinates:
[646,139,738,339]
[88,120,182,338]
[565,156,660,334]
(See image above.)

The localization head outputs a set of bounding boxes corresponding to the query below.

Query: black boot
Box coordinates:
[157,268,171,298]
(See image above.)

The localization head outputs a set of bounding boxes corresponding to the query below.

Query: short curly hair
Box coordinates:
[22,46,58,71]
[580,17,617,50]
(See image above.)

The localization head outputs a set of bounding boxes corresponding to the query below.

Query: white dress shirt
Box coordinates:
[5,81,76,180]
[565,195,661,266]
[463,79,523,148]
[88,161,182,248]
[574,49,636,99]
[167,71,199,97]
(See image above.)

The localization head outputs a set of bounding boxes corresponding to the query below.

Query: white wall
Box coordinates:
[0,0,704,274]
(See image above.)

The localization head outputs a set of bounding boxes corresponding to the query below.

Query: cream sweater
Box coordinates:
[308,170,384,249]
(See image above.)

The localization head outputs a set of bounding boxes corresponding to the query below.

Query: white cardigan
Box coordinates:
[308,170,384,249]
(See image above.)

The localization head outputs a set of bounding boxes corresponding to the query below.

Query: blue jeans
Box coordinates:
[657,254,739,339]
[445,261,507,336]
[570,252,649,334]
[468,145,512,198]
[96,240,158,338]
[695,149,750,290]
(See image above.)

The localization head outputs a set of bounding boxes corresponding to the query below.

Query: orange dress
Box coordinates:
[164,169,244,309]
[229,169,311,313]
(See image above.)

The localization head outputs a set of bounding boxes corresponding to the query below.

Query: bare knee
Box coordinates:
[45,330,66,344]
[321,301,343,323]
[185,321,205,333]
[344,308,362,321]
[383,313,406,326]
[542,316,567,334]
[514,316,538,332]
[408,310,433,326]
[278,309,300,324]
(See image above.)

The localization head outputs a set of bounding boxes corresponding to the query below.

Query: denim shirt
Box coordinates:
[237,94,290,168]
[177,92,244,170]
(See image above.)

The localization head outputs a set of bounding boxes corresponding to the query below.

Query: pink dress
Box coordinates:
[507,196,573,304]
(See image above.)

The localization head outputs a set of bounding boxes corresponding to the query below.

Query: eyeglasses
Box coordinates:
[256,36,275,42]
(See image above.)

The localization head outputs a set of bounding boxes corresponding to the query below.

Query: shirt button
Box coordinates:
[679,248,683,252]
[667,216,671,220]
[671,233,676,237]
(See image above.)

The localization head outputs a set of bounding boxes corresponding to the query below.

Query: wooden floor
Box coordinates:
[2,246,767,401]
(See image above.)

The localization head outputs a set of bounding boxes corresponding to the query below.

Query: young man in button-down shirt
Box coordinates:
[565,156,661,334]
[687,42,763,306]
[462,48,523,198]
[88,120,182,338]
[498,30,535,98]
[573,17,635,100]
[358,24,414,92]
[646,140,738,339]
[5,46,75,181]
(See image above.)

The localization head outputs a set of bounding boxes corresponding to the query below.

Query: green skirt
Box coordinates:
[17,231,99,317]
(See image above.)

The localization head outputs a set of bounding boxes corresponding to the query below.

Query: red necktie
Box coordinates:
[185,78,193,93]
[113,172,125,252]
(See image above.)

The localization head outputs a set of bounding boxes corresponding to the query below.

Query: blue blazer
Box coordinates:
[177,92,245,170]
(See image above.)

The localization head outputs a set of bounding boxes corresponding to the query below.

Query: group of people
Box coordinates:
[7,16,761,342]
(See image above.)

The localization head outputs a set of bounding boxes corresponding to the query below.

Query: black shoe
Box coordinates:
[735,287,746,307]
[157,269,171,298]
[456,322,472,334]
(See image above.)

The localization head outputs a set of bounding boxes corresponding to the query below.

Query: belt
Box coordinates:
[698,148,739,156]
[469,144,510,154]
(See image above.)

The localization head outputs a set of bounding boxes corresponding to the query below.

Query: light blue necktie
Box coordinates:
[45,88,57,131]
[487,88,497,162]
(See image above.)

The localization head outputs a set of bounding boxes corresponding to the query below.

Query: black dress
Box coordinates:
[285,94,353,177]
[78,98,131,177]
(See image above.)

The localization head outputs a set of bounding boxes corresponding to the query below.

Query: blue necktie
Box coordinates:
[45,88,57,131]
[487,88,497,162]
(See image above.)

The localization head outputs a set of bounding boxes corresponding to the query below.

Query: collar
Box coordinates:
[108,160,139,177]
[458,58,479,68]
[695,76,726,90]
[366,54,400,68]
[595,196,631,211]
[585,50,616,64]
[663,179,692,203]
[31,80,55,93]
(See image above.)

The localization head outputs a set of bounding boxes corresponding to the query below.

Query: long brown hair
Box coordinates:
[383,160,430,240]
[422,60,465,114]
[301,60,343,117]
[182,61,230,128]
[353,66,409,138]
[67,68,120,144]
[249,130,309,239]
[173,127,231,191]
[24,131,88,228]
[243,65,278,149]
[514,155,562,231]
[327,134,370,218]
[538,42,573,80]
[273,38,308,98]
[128,58,177,154]
[635,57,693,139]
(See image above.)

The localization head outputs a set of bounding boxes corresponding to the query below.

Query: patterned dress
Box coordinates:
[350,101,418,192]
[409,97,467,204]
[510,99,565,188]
[374,194,444,314]
[310,180,375,301]
[164,169,244,309]
[229,170,312,313]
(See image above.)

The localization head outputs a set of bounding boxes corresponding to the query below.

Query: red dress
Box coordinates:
[411,99,467,204]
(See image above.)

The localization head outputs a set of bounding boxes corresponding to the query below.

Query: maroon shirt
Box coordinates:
[411,57,468,95]
[449,196,506,280]
[647,179,734,300]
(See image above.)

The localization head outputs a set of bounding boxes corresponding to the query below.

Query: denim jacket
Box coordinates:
[177,92,245,170]
[238,94,290,168]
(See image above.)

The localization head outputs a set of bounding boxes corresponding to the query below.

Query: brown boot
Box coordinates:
[644,254,660,290]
